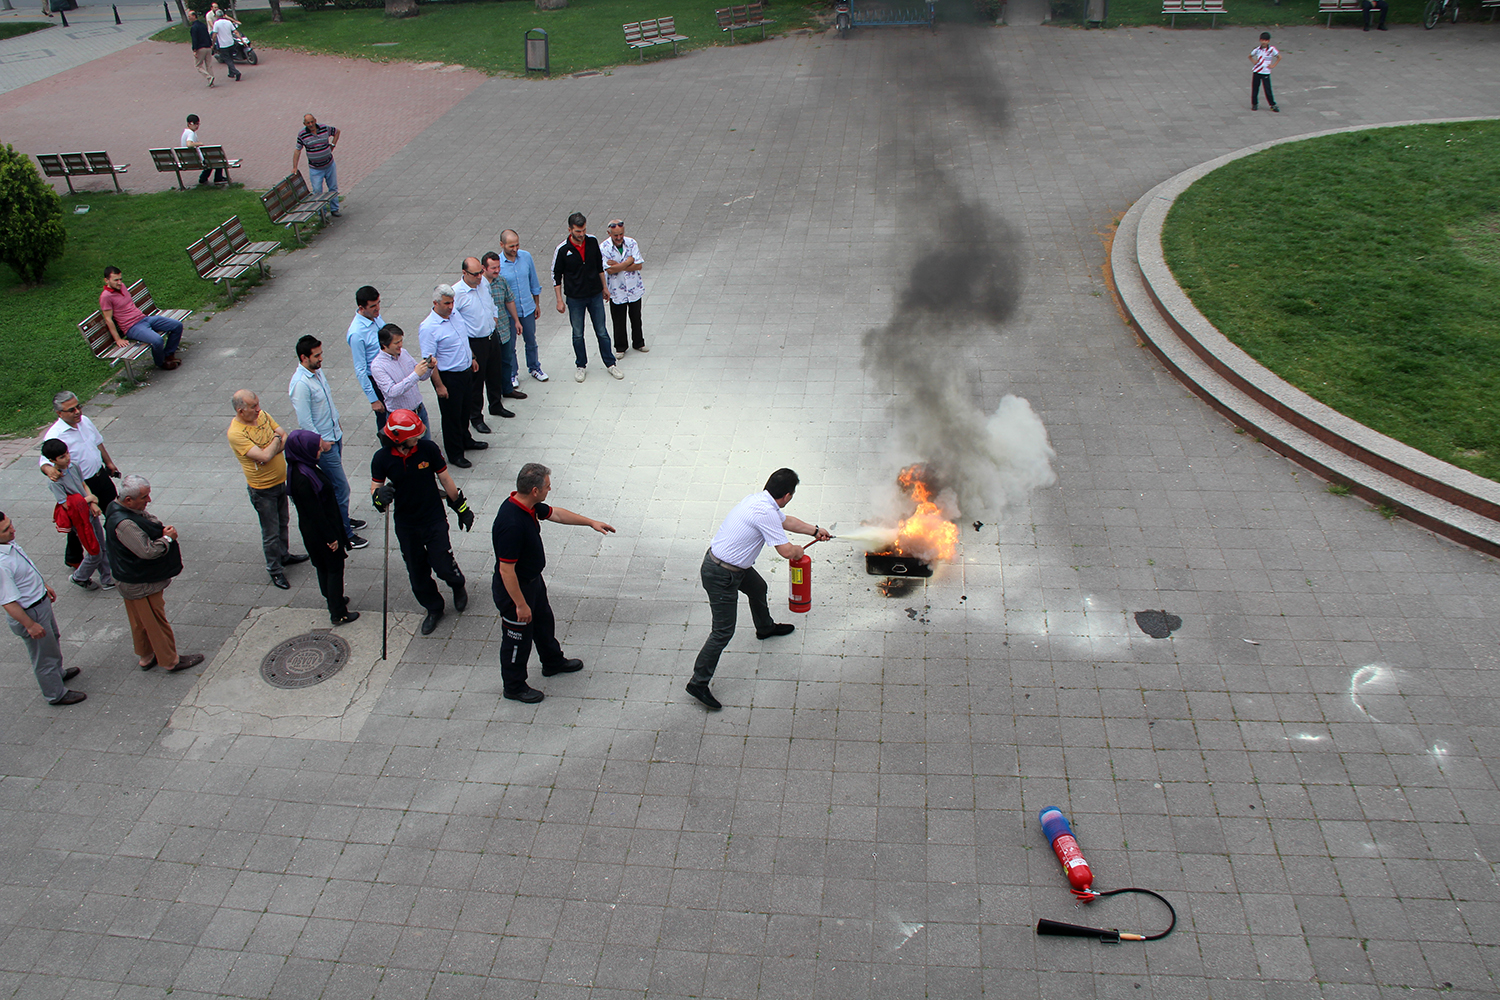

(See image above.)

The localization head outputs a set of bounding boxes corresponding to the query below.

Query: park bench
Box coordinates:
[206,218,273,279]
[851,0,937,28]
[1482,0,1498,18]
[1317,0,1373,26]
[187,224,260,302]
[260,174,332,246]
[77,279,191,384]
[716,3,775,41]
[1162,0,1226,26]
[622,17,688,59]
[148,145,242,189]
[34,151,129,193]
[224,215,281,261]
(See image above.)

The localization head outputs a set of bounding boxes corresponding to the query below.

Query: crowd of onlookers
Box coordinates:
[3,212,651,707]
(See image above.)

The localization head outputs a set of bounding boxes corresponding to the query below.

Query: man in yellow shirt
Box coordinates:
[228,390,309,590]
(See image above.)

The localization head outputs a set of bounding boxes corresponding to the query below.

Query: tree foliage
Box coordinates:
[0,144,66,288]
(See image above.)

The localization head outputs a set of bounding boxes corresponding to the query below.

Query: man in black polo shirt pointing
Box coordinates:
[492,462,615,704]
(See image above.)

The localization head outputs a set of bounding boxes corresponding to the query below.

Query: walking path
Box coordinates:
[0,19,1498,1000]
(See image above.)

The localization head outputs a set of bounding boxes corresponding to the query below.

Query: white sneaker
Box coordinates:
[575,367,586,383]
[530,368,549,382]
[607,365,624,380]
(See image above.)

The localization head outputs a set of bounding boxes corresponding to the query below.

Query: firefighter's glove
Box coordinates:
[447,490,474,532]
[372,483,396,513]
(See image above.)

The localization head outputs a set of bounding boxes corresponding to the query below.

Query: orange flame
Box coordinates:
[892,465,958,561]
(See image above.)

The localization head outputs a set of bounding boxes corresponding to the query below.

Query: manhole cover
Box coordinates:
[260,632,350,689]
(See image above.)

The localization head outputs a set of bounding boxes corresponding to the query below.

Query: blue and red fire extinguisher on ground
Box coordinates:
[1035,806,1177,943]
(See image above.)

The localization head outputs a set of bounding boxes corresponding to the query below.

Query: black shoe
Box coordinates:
[756,623,795,639]
[453,585,468,612]
[348,535,369,550]
[332,611,360,626]
[685,683,722,711]
[470,419,492,435]
[463,440,489,450]
[349,518,368,530]
[62,667,80,682]
[504,686,545,703]
[270,574,290,590]
[51,691,87,706]
[450,457,472,469]
[503,389,527,400]
[283,553,311,565]
[420,609,443,635]
[139,656,156,671]
[166,653,205,673]
[493,406,515,419]
[1271,106,1280,113]
[541,658,583,677]
[71,578,99,591]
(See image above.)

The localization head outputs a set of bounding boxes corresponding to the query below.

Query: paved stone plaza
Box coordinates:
[1,17,1500,1000]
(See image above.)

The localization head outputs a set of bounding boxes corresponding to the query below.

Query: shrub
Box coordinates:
[0,144,66,288]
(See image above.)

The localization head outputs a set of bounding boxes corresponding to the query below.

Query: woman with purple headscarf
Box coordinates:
[285,430,357,626]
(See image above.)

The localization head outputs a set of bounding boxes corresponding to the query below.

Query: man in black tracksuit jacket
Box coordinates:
[551,212,620,382]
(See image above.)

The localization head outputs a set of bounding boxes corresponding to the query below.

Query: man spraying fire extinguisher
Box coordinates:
[687,468,832,712]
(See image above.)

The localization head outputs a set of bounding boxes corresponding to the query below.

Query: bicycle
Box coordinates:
[1424,0,1458,28]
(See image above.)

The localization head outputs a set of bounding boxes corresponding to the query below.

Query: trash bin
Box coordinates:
[525,28,549,76]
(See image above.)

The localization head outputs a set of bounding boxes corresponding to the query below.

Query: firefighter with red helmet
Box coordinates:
[370,409,475,636]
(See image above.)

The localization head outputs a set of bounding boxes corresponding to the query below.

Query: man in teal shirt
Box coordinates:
[346,285,387,434]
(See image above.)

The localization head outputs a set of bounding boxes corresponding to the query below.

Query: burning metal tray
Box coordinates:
[865,553,933,577]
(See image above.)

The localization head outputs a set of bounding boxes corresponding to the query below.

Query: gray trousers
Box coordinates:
[691,549,775,686]
[8,596,66,702]
[248,483,291,575]
[70,513,114,587]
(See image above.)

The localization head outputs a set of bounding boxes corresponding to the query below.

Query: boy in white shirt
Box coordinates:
[1250,32,1280,113]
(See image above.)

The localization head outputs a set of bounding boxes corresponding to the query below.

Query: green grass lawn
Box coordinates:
[154,1,823,77]
[1052,0,1454,27]
[1162,121,1500,483]
[0,22,53,40]
[0,187,299,437]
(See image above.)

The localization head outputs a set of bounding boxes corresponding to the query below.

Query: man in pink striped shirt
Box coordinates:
[100,267,184,370]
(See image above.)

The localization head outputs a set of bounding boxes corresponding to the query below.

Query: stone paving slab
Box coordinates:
[0,21,1498,1000]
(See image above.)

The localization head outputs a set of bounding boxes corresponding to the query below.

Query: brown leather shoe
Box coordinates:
[165,653,205,672]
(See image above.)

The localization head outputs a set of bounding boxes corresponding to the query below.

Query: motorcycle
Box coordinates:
[834,0,852,36]
[212,28,258,66]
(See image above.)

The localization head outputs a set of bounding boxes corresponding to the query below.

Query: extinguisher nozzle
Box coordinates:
[1036,918,1122,943]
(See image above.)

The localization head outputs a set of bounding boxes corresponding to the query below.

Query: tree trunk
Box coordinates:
[385,0,418,17]
[269,0,281,22]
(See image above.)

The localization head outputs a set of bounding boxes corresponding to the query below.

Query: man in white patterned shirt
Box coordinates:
[602,220,649,356]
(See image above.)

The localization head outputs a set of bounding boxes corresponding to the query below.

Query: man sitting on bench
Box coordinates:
[100,267,184,371]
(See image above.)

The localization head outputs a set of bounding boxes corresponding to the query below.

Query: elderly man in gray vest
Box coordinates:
[102,475,205,673]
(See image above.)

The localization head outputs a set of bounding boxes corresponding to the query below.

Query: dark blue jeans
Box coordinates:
[691,549,775,686]
[566,294,616,369]
[125,315,183,368]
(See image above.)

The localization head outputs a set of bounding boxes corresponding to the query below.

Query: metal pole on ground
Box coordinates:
[381,508,390,661]
[113,5,121,24]
[163,1,171,21]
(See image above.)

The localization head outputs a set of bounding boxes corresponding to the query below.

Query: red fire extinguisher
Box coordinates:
[789,552,812,613]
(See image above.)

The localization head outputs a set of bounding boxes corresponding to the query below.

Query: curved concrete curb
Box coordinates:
[1112,117,1500,558]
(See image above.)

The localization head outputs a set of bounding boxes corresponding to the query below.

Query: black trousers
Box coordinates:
[1361,0,1387,27]
[435,367,474,462]
[492,573,565,693]
[609,298,644,352]
[468,336,493,422]
[313,555,348,621]
[1252,73,1276,109]
[396,518,464,614]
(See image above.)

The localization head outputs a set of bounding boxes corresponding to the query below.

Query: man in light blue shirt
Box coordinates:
[289,335,369,548]
[346,285,386,434]
[0,512,85,705]
[501,229,547,382]
[417,284,484,469]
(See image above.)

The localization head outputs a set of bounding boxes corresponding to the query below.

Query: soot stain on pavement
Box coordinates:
[1135,610,1183,639]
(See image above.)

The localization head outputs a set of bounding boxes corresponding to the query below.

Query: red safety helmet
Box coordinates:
[384,409,425,444]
